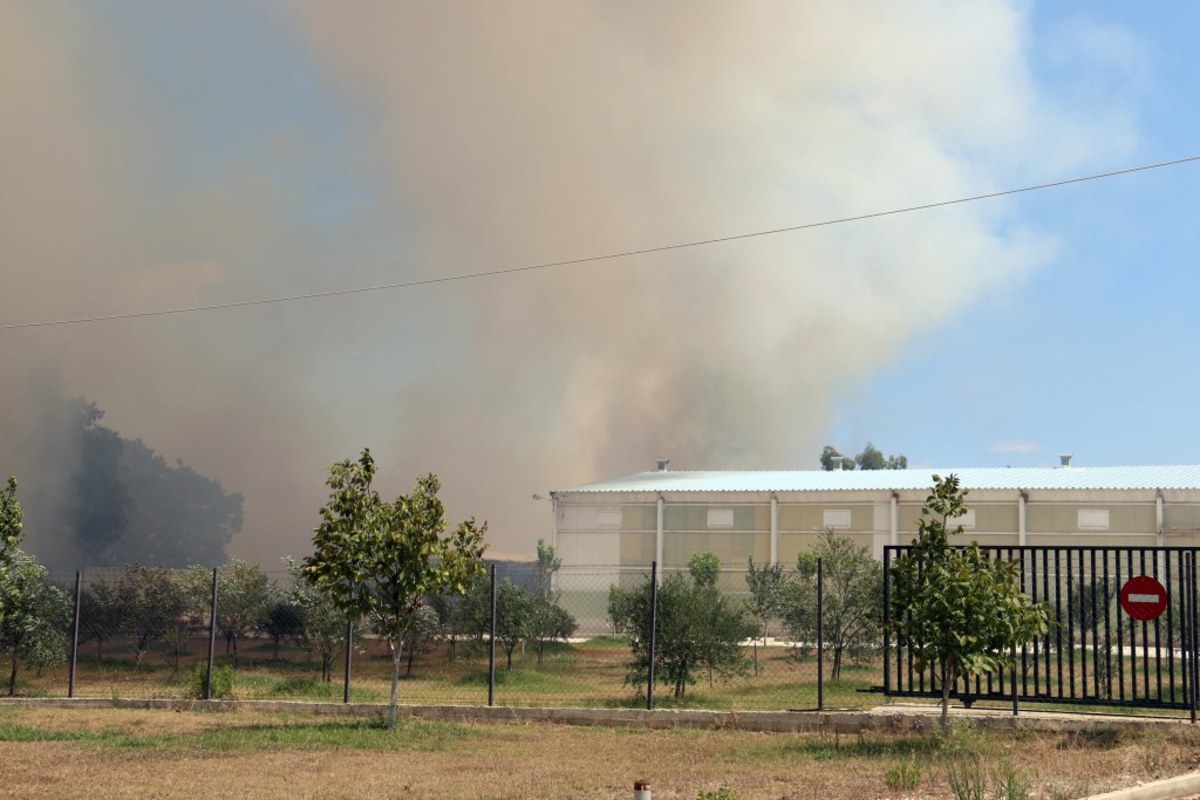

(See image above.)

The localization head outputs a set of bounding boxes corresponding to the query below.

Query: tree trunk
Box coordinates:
[8,654,17,697]
[232,634,239,669]
[387,640,403,730]
[940,658,954,735]
[832,646,843,680]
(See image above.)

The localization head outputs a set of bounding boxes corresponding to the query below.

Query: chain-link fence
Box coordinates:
[9,560,864,711]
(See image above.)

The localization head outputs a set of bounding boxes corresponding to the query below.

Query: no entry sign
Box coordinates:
[1120,575,1169,622]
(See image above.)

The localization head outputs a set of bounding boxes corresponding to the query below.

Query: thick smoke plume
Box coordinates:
[1,2,1129,565]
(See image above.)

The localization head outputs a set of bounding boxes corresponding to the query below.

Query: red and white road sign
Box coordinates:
[1119,575,1169,622]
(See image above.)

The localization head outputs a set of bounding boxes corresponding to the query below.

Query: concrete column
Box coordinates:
[655,495,664,582]
[889,493,899,547]
[770,496,779,565]
[1018,492,1027,547]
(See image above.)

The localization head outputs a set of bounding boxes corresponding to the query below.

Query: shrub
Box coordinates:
[884,761,920,791]
[190,663,234,699]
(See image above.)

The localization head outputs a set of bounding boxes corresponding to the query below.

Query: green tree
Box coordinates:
[260,596,302,661]
[283,557,354,682]
[688,551,721,589]
[107,563,188,669]
[609,556,754,699]
[0,551,70,696]
[190,559,272,668]
[744,557,786,675]
[534,538,561,601]
[783,529,883,679]
[889,475,1050,733]
[819,446,854,471]
[301,449,487,728]
[854,442,907,470]
[0,478,24,629]
[495,578,536,671]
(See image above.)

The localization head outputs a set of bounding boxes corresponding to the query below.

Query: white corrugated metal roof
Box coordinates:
[554,466,1200,495]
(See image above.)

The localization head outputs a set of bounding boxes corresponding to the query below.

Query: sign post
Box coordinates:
[1120,575,1169,622]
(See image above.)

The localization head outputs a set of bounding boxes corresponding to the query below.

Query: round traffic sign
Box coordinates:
[1120,575,1168,622]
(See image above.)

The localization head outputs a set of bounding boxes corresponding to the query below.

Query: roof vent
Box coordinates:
[1060,454,1073,468]
[656,459,670,472]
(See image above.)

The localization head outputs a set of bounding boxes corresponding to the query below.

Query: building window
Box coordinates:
[707,508,734,529]
[1078,509,1110,531]
[596,508,622,529]
[823,509,851,530]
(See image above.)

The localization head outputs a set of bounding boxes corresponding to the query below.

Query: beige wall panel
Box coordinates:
[622,505,656,531]
[619,531,655,566]
[1025,533,1157,548]
[1164,505,1200,532]
[1163,532,1200,548]
[777,530,873,564]
[777,504,874,532]
[1026,504,1155,534]
[663,504,761,532]
[973,504,1019,533]
[662,531,767,567]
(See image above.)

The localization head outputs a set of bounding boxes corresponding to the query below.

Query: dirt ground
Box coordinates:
[2,706,1200,799]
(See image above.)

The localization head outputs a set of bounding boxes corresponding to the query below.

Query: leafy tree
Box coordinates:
[0,478,24,629]
[391,605,441,678]
[107,563,188,669]
[217,559,272,668]
[0,551,70,696]
[853,442,908,470]
[72,404,130,564]
[688,551,721,589]
[819,446,854,471]
[529,595,577,666]
[534,538,561,601]
[78,579,121,662]
[283,557,353,682]
[495,578,536,672]
[260,597,303,661]
[889,475,1050,732]
[783,529,883,679]
[301,449,487,728]
[744,557,787,675]
[609,556,754,699]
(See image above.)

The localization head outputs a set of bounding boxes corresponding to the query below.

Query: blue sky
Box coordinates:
[3,2,1199,563]
[833,3,1200,469]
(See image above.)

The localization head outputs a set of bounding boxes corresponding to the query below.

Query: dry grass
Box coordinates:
[3,706,1200,799]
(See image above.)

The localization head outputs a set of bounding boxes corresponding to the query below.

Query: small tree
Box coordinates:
[609,555,754,699]
[533,538,561,601]
[890,475,1049,733]
[745,557,786,675]
[783,530,882,679]
[0,478,24,630]
[108,563,188,668]
[0,551,70,696]
[260,597,303,661]
[301,449,486,728]
[494,578,535,672]
[185,560,272,668]
[283,557,353,682]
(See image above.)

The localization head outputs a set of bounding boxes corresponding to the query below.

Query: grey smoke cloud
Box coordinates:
[1,2,1129,565]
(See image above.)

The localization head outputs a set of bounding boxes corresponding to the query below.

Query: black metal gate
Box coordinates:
[882,546,1200,714]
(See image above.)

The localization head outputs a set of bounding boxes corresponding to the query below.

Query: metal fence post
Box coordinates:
[68,570,82,698]
[488,564,497,707]
[647,561,658,711]
[205,567,218,700]
[1190,552,1198,724]
[343,620,353,703]
[817,557,824,712]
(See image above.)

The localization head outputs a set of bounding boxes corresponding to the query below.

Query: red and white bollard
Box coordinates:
[634,779,651,800]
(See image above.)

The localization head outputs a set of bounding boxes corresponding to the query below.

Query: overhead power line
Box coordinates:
[5,154,1198,331]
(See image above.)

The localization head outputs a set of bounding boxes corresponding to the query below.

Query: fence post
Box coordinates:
[1011,642,1019,717]
[343,620,353,703]
[1190,552,1198,725]
[882,547,891,698]
[488,564,497,707]
[68,570,82,698]
[647,561,658,711]
[817,557,824,712]
[205,567,218,700]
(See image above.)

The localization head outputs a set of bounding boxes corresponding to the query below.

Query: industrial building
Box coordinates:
[550,461,1200,576]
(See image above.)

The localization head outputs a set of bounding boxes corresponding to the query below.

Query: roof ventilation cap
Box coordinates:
[656,459,670,472]
[1060,454,1073,468]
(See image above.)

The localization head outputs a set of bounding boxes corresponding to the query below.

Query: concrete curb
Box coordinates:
[1082,771,1200,800]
